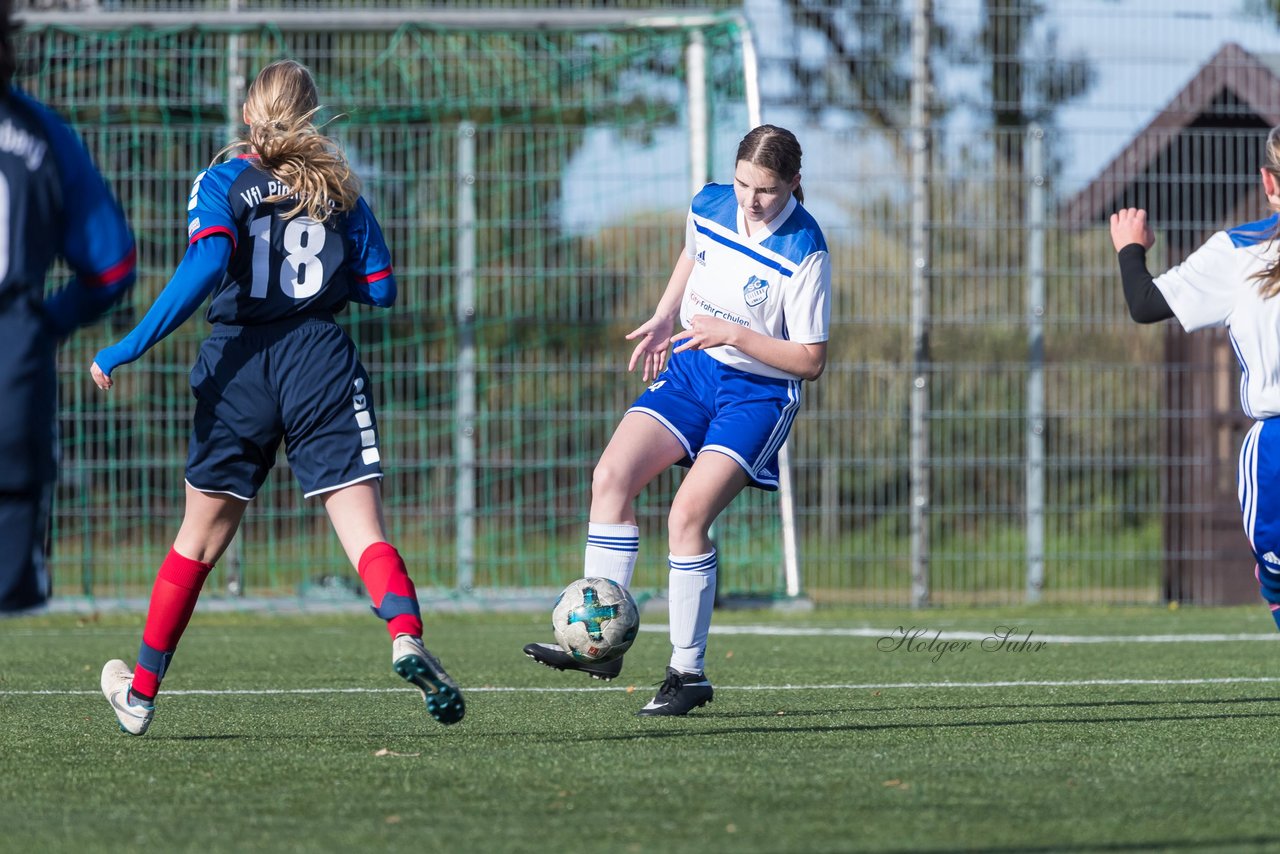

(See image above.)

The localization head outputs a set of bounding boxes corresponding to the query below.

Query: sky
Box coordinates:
[561,0,1280,235]
[1050,0,1280,192]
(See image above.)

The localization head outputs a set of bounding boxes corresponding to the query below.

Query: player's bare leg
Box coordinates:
[323,482,464,725]
[321,481,387,567]
[525,412,686,678]
[173,484,250,564]
[666,450,750,556]
[639,452,747,717]
[103,486,247,735]
[589,411,689,524]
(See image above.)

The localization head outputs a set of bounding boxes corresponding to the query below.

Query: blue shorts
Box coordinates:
[627,348,801,491]
[1240,419,1280,603]
[186,315,383,500]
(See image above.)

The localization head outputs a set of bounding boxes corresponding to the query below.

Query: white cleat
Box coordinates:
[100,659,154,736]
[392,635,465,725]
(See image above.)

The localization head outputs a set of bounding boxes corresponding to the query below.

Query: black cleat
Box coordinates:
[636,667,713,717]
[523,642,624,681]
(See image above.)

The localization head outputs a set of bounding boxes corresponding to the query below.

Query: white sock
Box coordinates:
[667,550,717,675]
[584,522,640,589]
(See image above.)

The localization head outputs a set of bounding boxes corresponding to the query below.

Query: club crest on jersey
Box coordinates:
[743,275,769,307]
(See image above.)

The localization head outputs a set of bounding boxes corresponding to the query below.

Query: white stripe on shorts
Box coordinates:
[184,479,254,502]
[1241,420,1263,549]
[752,379,801,471]
[302,471,384,500]
[701,444,775,485]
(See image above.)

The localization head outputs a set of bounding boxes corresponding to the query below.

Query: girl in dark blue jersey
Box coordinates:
[94,60,463,735]
[0,0,136,614]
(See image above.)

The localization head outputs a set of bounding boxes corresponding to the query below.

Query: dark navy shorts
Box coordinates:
[627,348,801,491]
[186,315,383,500]
[0,295,55,611]
[0,482,52,612]
[0,294,56,490]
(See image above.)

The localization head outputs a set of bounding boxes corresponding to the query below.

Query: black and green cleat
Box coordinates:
[523,642,623,681]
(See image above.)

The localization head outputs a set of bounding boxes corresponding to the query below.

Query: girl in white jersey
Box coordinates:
[1111,125,1280,630]
[525,125,832,716]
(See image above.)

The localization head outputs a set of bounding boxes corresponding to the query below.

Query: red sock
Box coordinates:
[358,542,422,639]
[131,548,213,699]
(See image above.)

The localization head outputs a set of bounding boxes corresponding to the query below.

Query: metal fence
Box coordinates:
[21,0,1280,608]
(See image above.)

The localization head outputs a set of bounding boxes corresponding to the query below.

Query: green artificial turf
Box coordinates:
[2,605,1278,853]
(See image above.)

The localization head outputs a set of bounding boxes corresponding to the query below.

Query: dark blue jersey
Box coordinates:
[0,88,134,497]
[0,88,135,331]
[95,156,394,376]
[189,156,392,325]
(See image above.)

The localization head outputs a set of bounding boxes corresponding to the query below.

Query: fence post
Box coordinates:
[909,0,933,608]
[1025,124,1047,603]
[223,0,246,596]
[455,123,477,592]
[687,27,708,192]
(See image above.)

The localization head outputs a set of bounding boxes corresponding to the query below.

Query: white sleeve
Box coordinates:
[1153,231,1247,332]
[684,209,698,258]
[782,250,830,344]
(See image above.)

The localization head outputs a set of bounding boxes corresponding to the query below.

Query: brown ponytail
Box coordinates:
[1252,125,1280,298]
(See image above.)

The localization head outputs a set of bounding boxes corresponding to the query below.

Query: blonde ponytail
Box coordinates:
[217,59,360,223]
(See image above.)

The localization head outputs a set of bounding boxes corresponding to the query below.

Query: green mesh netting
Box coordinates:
[22,18,788,603]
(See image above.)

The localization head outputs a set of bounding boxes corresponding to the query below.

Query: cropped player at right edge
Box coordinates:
[1111,124,1280,629]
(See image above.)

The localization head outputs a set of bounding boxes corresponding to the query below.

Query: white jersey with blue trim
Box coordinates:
[1154,213,1280,419]
[681,183,830,381]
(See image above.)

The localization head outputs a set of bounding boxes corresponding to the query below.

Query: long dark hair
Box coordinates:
[735,124,804,203]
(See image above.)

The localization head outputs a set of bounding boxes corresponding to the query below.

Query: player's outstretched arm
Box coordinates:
[91,236,231,389]
[1109,207,1173,324]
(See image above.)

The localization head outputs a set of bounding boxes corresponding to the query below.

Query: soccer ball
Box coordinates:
[551,577,640,663]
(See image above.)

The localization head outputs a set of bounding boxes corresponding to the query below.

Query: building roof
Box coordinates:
[1062,42,1280,231]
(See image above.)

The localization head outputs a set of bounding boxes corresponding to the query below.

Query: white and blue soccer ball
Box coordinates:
[551,577,640,663]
